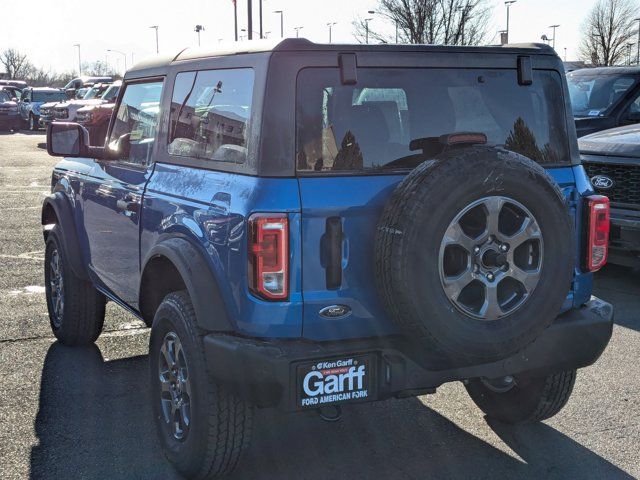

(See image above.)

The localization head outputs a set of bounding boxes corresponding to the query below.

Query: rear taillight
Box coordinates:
[585,195,610,272]
[248,214,289,300]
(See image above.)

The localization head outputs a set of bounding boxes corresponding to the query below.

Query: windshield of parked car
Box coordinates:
[0,91,11,103]
[101,84,120,102]
[32,90,68,103]
[297,68,570,172]
[82,85,109,100]
[567,72,637,117]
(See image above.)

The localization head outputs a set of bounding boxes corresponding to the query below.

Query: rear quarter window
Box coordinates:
[168,68,254,164]
[296,68,570,173]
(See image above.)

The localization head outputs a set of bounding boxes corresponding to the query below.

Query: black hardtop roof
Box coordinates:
[126,38,558,77]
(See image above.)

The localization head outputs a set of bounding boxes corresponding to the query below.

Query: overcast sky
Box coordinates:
[0,0,597,75]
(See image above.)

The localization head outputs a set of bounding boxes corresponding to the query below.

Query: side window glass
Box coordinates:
[108,81,163,165]
[626,93,640,116]
[168,68,254,164]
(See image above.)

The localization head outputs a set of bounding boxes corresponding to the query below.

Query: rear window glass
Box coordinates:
[567,73,636,117]
[296,68,570,173]
[168,68,254,164]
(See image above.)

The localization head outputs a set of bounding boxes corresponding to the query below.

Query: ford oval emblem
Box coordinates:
[319,305,352,319]
[591,175,614,190]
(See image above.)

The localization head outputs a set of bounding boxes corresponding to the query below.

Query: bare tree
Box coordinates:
[353,0,493,45]
[579,0,640,66]
[82,60,118,77]
[0,48,34,79]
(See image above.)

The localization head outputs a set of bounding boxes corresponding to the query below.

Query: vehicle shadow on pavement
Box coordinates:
[29,342,176,480]
[594,265,640,332]
[30,342,632,480]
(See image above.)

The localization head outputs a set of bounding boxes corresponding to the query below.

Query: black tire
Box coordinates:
[44,226,106,345]
[375,147,575,364]
[465,370,577,424]
[29,113,38,131]
[150,291,252,479]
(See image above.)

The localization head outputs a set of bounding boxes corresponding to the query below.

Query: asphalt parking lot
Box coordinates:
[0,131,638,480]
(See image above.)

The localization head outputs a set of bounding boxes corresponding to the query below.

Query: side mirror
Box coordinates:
[11,97,17,102]
[107,133,131,159]
[47,122,91,157]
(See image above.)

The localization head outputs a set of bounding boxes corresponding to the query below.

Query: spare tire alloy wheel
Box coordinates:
[439,196,543,320]
[158,331,192,442]
[375,147,575,364]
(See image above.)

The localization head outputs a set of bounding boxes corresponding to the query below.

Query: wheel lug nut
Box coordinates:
[499,244,509,253]
[486,273,495,282]
[474,246,480,254]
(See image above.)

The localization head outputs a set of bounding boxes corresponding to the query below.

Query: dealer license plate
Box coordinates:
[296,354,375,410]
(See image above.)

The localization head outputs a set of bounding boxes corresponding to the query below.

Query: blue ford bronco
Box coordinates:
[43,39,614,478]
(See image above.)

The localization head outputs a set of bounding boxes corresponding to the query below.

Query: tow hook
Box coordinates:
[317,405,342,422]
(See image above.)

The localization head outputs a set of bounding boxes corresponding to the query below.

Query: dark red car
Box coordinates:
[75,80,121,146]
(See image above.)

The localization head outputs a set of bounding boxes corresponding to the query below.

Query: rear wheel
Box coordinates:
[44,226,106,345]
[150,291,252,479]
[465,370,577,424]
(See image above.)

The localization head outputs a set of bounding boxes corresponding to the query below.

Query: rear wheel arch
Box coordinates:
[41,202,59,239]
[139,238,234,332]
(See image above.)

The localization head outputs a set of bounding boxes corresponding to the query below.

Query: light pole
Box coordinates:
[107,49,127,72]
[635,18,640,65]
[274,10,284,38]
[294,26,303,38]
[549,24,560,50]
[628,43,635,65]
[195,25,205,46]
[564,47,567,62]
[505,1,516,44]
[73,44,81,76]
[233,0,238,41]
[327,22,337,43]
[247,0,253,40]
[365,10,376,44]
[258,0,263,39]
[150,25,159,53]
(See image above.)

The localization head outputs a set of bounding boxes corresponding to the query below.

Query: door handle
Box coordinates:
[117,193,140,214]
[321,217,343,290]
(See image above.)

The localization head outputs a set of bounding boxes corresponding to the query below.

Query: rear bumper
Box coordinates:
[204,297,613,411]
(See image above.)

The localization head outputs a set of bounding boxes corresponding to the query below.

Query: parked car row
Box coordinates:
[0,76,117,145]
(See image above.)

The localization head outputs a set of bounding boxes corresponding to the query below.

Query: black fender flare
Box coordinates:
[41,192,89,281]
[141,237,234,332]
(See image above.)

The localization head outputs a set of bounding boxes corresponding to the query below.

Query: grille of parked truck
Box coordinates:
[580,124,640,268]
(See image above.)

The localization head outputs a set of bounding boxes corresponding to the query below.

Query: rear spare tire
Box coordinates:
[375,147,574,364]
